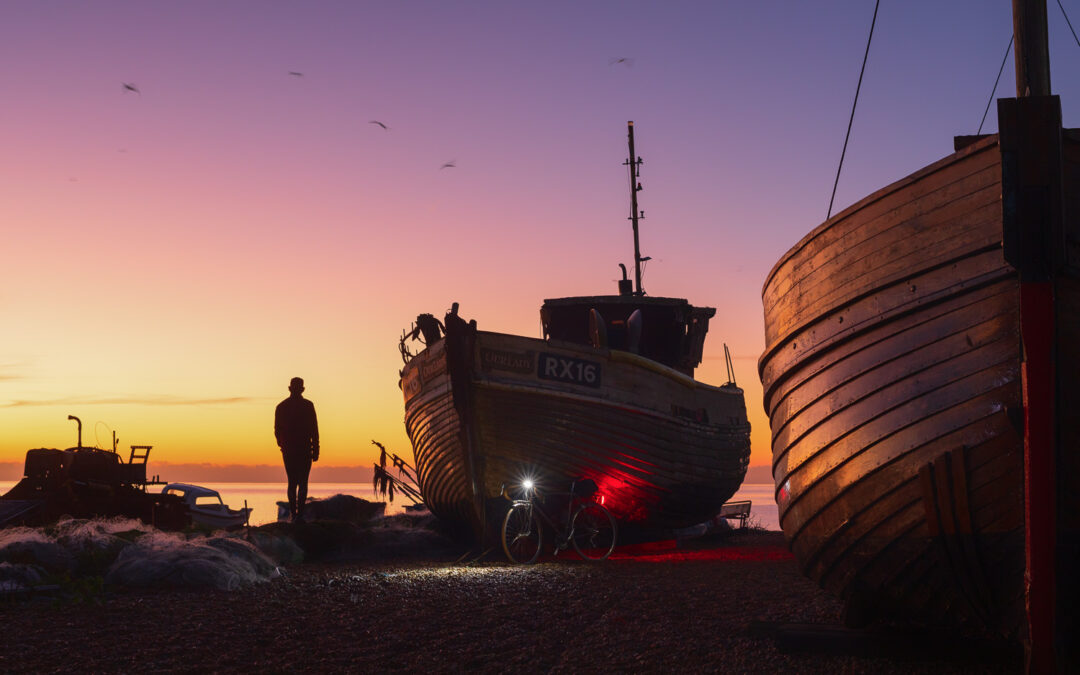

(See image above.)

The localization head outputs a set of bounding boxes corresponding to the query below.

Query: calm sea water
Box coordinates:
[0,482,780,530]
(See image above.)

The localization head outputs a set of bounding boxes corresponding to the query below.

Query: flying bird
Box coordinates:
[608,57,634,67]
[369,120,389,130]
[288,71,304,77]
[122,82,140,94]
[440,160,456,170]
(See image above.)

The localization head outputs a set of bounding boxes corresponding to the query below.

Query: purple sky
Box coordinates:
[2,1,1078,469]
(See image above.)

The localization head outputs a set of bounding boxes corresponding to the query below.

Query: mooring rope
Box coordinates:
[977,35,1015,135]
[827,0,881,221]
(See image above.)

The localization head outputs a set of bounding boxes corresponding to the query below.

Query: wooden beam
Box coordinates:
[998,94,1063,674]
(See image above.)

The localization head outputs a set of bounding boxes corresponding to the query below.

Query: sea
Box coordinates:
[0,481,780,530]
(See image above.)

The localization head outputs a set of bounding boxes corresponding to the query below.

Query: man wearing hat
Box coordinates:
[275,377,320,521]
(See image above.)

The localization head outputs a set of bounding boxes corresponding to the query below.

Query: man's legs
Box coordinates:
[286,476,299,519]
[284,449,313,522]
[296,467,310,519]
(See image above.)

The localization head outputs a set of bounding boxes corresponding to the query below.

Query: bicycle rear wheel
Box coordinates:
[571,502,616,560]
[502,503,543,564]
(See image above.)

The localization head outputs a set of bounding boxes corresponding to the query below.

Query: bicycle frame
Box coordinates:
[501,479,617,564]
[504,484,585,550]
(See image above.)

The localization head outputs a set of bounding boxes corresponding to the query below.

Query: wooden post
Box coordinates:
[999,94,1064,674]
[1004,4,1065,670]
[1012,0,1052,97]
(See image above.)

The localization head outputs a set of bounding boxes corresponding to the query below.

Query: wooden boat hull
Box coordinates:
[189,508,251,530]
[402,325,751,540]
[759,131,1080,635]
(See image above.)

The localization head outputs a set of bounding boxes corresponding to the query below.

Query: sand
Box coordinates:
[0,528,1023,673]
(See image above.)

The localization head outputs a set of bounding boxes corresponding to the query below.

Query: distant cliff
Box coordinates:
[744,465,773,484]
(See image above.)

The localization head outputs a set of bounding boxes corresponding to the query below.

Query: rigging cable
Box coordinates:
[977,35,1015,135]
[976,0,1077,136]
[827,0,881,221]
[1058,0,1080,50]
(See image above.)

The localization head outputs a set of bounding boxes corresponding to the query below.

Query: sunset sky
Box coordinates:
[3,1,1080,475]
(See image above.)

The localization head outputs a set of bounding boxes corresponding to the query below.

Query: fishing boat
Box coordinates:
[758,0,1077,657]
[399,122,751,542]
[0,416,190,530]
[161,483,251,530]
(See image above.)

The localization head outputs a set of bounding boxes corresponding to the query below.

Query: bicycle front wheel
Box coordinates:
[502,503,543,564]
[571,502,617,561]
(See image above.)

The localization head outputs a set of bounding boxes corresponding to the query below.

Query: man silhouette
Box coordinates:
[275,377,319,522]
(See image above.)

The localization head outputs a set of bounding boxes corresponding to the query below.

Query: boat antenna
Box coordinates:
[624,121,646,296]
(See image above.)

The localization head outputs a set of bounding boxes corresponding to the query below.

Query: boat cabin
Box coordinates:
[162,483,230,509]
[540,295,714,376]
[21,446,149,490]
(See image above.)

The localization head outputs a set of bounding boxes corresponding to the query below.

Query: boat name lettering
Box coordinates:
[419,351,447,381]
[537,353,601,388]
[402,350,446,403]
[401,367,422,402]
[671,404,709,424]
[479,348,534,373]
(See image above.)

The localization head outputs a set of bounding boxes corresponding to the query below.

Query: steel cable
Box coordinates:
[1058,0,1080,50]
[977,35,1014,135]
[827,0,881,221]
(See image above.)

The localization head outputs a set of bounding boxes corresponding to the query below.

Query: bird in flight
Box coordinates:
[122,82,140,94]
[440,160,456,170]
[608,57,634,67]
[288,71,304,77]
[369,120,389,130]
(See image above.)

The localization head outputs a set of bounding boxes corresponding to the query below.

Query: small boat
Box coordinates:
[399,122,752,543]
[758,0,1077,656]
[162,483,251,530]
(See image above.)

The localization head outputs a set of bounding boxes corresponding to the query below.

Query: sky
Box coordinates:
[3,1,1080,476]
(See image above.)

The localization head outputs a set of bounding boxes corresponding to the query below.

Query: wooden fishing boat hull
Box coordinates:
[759,130,1080,635]
[402,324,751,540]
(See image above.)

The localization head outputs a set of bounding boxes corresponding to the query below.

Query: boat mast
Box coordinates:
[625,121,645,296]
[1012,0,1051,97]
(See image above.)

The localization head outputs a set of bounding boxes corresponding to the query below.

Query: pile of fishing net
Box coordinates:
[0,517,282,592]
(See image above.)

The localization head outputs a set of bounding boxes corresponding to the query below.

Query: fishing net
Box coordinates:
[105,531,279,591]
[0,517,281,591]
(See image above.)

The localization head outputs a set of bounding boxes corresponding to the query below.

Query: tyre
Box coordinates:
[570,502,616,560]
[501,503,543,564]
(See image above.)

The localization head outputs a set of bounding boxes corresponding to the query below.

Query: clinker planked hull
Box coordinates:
[403,324,751,541]
[760,131,1080,635]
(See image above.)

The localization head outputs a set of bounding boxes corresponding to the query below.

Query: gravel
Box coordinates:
[0,531,1022,673]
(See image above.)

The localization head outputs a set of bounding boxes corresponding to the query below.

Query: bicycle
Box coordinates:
[500,477,617,564]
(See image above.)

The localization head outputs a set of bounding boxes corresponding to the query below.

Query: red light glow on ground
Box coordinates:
[608,539,794,563]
